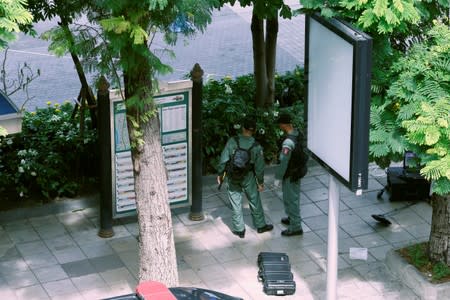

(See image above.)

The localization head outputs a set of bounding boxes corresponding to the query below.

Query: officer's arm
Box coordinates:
[274,140,293,180]
[253,145,265,185]
[217,138,233,175]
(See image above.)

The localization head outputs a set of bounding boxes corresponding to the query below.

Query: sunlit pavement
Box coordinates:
[0,160,429,299]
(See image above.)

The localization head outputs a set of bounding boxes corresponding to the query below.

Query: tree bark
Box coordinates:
[428,193,450,264]
[124,45,178,287]
[251,12,267,108]
[265,16,278,107]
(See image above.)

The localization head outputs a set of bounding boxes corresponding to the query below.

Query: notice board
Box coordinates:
[110,80,193,218]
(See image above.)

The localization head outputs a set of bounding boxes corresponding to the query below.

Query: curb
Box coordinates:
[385,249,450,300]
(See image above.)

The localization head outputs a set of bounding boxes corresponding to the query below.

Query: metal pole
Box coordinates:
[97,76,114,238]
[327,174,340,300]
[189,63,205,221]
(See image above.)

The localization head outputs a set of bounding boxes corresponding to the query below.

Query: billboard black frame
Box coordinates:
[304,13,372,193]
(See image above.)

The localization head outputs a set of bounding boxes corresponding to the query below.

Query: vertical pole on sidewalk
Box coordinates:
[97,76,114,238]
[189,63,205,221]
[327,174,340,300]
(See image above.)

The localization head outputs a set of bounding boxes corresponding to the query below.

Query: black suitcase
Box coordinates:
[377,151,430,202]
[263,280,296,296]
[385,167,430,201]
[257,252,289,266]
[259,271,294,282]
[257,252,296,296]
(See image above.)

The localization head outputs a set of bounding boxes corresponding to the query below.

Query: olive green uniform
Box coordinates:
[217,134,267,232]
[275,129,303,232]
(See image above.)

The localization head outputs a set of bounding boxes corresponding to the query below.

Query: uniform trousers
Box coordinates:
[282,178,302,231]
[227,173,267,232]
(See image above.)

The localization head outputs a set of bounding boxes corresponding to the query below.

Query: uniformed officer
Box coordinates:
[274,113,304,236]
[217,118,273,238]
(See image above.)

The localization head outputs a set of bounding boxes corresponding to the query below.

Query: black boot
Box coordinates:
[257,224,274,233]
[232,230,245,238]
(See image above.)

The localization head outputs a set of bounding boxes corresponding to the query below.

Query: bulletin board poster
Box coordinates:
[110,81,192,218]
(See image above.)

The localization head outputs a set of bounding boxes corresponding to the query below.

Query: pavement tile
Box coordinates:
[70,228,103,246]
[338,210,366,225]
[5,269,38,288]
[209,246,246,263]
[24,251,58,269]
[353,232,390,248]
[61,259,96,277]
[79,240,115,258]
[300,203,325,219]
[195,264,230,283]
[107,236,138,253]
[116,250,139,277]
[89,254,125,273]
[7,228,41,243]
[51,246,86,264]
[0,258,30,276]
[32,265,68,283]
[34,224,68,239]
[0,287,18,300]
[108,282,135,298]
[292,260,324,277]
[43,234,77,252]
[315,199,350,214]
[71,273,108,291]
[100,267,137,286]
[369,244,396,261]
[42,279,78,297]
[302,215,329,231]
[16,240,49,256]
[0,245,20,262]
[403,223,431,240]
[29,215,60,228]
[315,227,351,242]
[15,284,50,300]
[376,225,416,244]
[178,268,203,285]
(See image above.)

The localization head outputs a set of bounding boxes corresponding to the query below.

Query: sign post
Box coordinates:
[305,13,372,300]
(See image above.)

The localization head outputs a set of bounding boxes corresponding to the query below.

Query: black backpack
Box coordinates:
[284,133,309,181]
[227,136,257,180]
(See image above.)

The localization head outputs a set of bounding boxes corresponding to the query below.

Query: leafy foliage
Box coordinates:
[202,68,306,173]
[0,102,97,199]
[387,22,450,195]
[0,0,33,49]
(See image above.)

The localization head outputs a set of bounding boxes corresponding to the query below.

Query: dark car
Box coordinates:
[103,281,243,300]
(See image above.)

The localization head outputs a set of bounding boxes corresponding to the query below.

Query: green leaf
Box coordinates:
[424,127,440,145]
[373,0,388,17]
[100,17,130,34]
[130,25,148,44]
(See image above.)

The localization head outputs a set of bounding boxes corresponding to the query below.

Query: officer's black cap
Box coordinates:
[276,112,292,124]
[242,118,256,131]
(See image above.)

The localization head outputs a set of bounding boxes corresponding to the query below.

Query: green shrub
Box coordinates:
[202,67,306,174]
[0,101,97,200]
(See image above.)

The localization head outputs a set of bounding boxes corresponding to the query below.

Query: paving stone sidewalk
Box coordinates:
[0,161,429,299]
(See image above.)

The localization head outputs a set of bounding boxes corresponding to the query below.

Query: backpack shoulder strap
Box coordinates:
[248,139,258,151]
[286,134,298,145]
[233,136,240,148]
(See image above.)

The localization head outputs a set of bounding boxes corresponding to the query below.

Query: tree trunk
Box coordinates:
[428,193,450,264]
[265,16,278,107]
[251,12,267,108]
[124,46,178,287]
[59,19,97,127]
